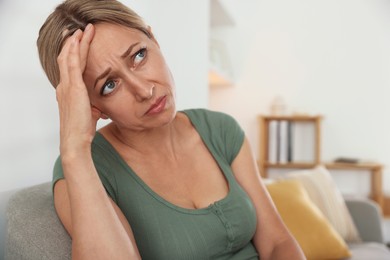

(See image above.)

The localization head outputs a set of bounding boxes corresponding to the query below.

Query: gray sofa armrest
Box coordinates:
[5,182,71,260]
[345,198,384,244]
[0,188,20,259]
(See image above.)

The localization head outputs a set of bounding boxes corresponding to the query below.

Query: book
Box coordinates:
[287,121,292,162]
[268,120,278,164]
[334,157,360,164]
[278,120,289,164]
[291,122,315,163]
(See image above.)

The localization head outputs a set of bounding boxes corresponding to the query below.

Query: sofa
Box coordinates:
[1,182,389,260]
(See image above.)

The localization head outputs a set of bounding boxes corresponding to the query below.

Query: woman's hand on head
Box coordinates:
[56,24,98,155]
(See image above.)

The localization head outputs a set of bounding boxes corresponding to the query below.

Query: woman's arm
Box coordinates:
[54,24,140,259]
[54,166,141,259]
[232,138,306,260]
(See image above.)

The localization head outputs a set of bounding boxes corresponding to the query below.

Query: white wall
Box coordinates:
[129,0,209,110]
[209,0,390,195]
[0,0,209,192]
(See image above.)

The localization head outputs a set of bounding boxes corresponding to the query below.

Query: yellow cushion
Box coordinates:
[286,166,361,242]
[266,179,351,260]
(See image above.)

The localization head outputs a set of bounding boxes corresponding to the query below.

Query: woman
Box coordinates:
[37,0,305,259]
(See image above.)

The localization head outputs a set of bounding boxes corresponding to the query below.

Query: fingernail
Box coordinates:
[72,30,81,42]
[85,23,92,32]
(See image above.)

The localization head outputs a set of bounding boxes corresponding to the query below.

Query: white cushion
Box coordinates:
[284,165,361,242]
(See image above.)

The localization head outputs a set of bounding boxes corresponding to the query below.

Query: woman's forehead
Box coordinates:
[92,23,145,46]
[83,23,151,84]
[88,23,147,61]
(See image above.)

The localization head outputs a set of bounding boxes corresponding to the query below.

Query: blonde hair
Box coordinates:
[37,0,150,88]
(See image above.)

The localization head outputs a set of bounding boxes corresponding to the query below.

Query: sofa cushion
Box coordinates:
[285,165,361,242]
[0,188,19,259]
[6,182,71,260]
[4,182,389,260]
[266,179,351,260]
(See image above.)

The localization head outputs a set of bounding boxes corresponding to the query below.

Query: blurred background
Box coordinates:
[209,0,390,199]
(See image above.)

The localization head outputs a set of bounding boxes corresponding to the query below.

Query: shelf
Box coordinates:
[384,197,390,218]
[258,114,386,215]
[208,65,233,87]
[258,114,322,178]
[264,162,318,169]
[209,37,233,87]
[325,162,384,212]
[209,0,235,87]
[261,115,323,122]
[324,162,383,171]
[210,0,235,27]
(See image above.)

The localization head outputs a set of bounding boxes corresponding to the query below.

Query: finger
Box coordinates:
[57,29,83,86]
[57,34,74,85]
[79,24,95,70]
[67,30,84,84]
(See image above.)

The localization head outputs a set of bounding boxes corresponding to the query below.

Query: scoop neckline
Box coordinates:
[94,111,234,215]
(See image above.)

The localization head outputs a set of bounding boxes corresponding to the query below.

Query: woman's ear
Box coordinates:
[91,105,109,120]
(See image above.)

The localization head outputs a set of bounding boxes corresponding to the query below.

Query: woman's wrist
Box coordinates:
[60,146,97,183]
[60,143,92,165]
[60,134,93,153]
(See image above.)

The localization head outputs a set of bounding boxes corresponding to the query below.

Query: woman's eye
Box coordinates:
[134,48,146,64]
[101,80,116,96]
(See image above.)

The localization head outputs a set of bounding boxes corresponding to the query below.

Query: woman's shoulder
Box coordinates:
[181,109,244,164]
[181,108,238,126]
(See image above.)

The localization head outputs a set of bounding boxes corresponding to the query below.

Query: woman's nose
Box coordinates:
[124,74,154,102]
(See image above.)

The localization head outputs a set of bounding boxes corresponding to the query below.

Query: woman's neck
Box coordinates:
[100,112,190,161]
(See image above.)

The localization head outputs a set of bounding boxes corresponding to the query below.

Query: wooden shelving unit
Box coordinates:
[209,0,235,87]
[258,114,322,178]
[258,114,387,216]
[324,162,384,212]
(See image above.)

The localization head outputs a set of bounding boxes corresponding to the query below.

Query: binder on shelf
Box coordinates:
[268,120,278,164]
[287,121,292,162]
[259,114,324,178]
[291,122,315,163]
[278,120,289,164]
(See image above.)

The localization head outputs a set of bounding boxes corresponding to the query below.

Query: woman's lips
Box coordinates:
[145,96,167,115]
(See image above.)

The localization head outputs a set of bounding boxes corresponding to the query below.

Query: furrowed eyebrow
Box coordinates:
[93,68,111,89]
[121,42,139,59]
[93,43,140,89]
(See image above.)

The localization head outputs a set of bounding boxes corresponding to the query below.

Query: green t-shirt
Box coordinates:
[53,109,259,259]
